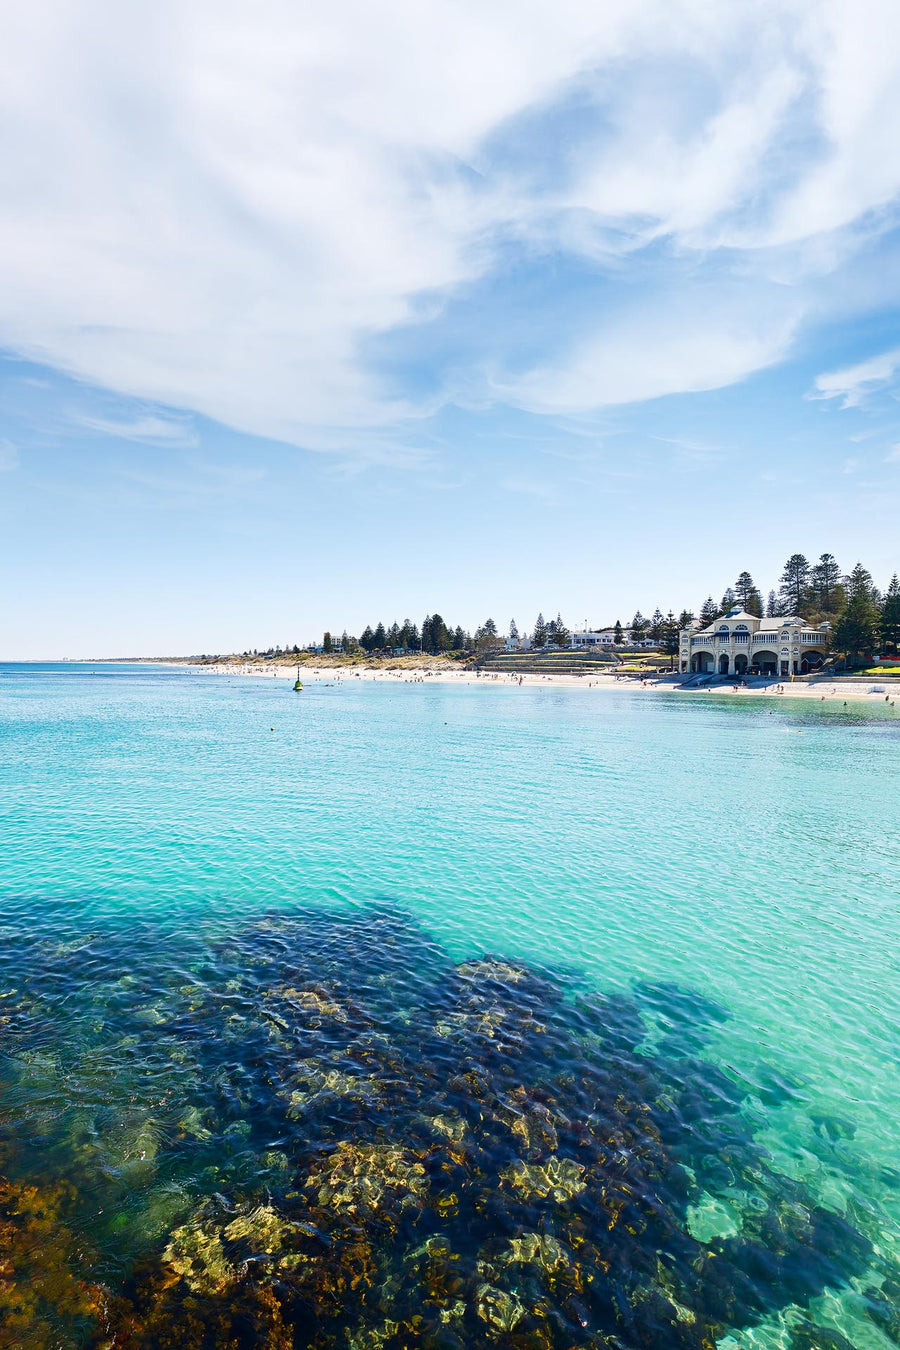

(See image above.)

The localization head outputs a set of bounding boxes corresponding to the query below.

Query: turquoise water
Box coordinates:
[1,662,899,1348]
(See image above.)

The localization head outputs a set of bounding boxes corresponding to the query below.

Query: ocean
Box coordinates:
[0,661,898,1348]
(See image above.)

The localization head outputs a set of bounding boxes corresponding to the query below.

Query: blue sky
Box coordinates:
[1,0,899,657]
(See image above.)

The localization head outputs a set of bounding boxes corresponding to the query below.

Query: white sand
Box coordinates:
[183,661,899,707]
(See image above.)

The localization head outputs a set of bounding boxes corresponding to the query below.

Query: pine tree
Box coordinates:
[482,618,498,637]
[833,564,879,666]
[430,614,452,651]
[733,572,762,616]
[323,631,333,654]
[809,553,843,616]
[509,619,519,641]
[766,590,778,617]
[844,562,875,603]
[629,611,648,644]
[699,596,717,628]
[453,626,465,649]
[735,572,755,607]
[661,611,680,660]
[360,626,375,652]
[613,619,623,645]
[881,575,900,654]
[552,614,569,647]
[533,613,547,647]
[373,622,386,650]
[778,554,811,616]
[649,608,665,642]
[678,610,694,629]
[719,587,736,615]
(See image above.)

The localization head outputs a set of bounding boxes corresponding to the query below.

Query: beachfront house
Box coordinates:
[568,628,620,648]
[569,630,609,648]
[680,606,830,677]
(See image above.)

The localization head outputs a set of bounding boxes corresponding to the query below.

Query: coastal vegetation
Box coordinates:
[192,554,897,672]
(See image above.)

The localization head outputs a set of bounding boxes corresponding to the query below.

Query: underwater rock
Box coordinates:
[435,1005,510,1040]
[503,1233,571,1276]
[267,983,350,1022]
[863,1278,900,1345]
[222,1203,292,1252]
[0,1169,107,1350]
[306,1141,429,1220]
[476,1281,526,1333]
[789,1322,859,1350]
[496,1086,560,1154]
[429,1111,467,1141]
[0,902,889,1350]
[177,1105,213,1140]
[162,1216,234,1294]
[500,1156,587,1203]
[284,1063,382,1116]
[457,958,527,984]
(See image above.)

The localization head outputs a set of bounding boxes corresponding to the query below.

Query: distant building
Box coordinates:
[680,606,829,677]
[568,627,639,648]
[569,628,658,650]
[568,630,613,648]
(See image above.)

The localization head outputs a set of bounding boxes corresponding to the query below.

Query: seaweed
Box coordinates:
[0,901,887,1349]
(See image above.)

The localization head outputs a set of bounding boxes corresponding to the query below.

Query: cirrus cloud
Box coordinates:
[0,0,899,455]
[812,347,900,409]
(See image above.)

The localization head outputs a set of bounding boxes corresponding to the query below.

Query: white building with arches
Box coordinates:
[680,606,830,678]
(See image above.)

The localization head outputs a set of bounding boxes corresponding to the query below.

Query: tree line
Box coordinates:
[321,615,508,656]
[245,552,898,669]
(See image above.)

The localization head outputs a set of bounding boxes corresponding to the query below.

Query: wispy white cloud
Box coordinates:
[812,346,900,409]
[493,294,798,414]
[117,459,266,499]
[0,1,897,451]
[73,412,199,447]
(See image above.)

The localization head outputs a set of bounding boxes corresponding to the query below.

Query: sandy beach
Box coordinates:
[183,659,899,707]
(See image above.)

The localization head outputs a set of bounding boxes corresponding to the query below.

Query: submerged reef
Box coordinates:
[0,902,890,1348]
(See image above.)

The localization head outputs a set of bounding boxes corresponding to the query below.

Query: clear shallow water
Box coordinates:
[0,662,898,1349]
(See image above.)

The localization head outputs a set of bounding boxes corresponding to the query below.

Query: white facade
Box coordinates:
[569,630,615,648]
[569,628,658,650]
[680,606,829,677]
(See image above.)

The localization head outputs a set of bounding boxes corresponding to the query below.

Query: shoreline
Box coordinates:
[182,660,899,708]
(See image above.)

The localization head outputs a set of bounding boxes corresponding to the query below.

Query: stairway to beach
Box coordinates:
[476,650,629,676]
